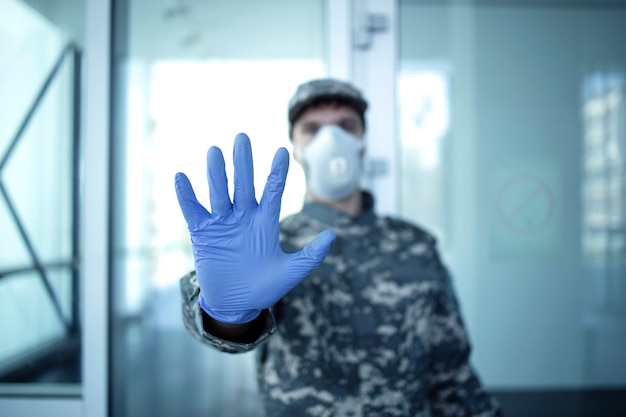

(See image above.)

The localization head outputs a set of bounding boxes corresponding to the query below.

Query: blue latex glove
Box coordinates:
[175,133,335,324]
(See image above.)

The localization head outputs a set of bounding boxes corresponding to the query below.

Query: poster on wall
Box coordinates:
[489,157,562,260]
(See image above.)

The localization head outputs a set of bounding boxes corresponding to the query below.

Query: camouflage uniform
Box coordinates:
[180,192,502,417]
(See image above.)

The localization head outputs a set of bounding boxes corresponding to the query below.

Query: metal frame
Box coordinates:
[326,0,399,217]
[82,0,112,414]
[351,0,399,216]
[325,0,352,80]
[0,398,81,415]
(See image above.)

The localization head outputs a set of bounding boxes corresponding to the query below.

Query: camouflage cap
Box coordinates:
[288,78,368,139]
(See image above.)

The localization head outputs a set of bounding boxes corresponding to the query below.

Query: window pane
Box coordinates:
[398,1,626,391]
[0,0,82,394]
[111,1,326,415]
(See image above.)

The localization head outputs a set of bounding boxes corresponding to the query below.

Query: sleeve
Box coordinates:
[179,270,277,354]
[426,254,503,417]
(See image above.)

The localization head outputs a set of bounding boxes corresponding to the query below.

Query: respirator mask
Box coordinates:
[296,125,364,202]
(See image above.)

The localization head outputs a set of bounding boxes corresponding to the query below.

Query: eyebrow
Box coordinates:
[338,117,359,127]
[300,116,360,129]
[300,121,321,131]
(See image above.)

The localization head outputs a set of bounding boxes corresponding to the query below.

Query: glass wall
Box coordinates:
[0,0,83,395]
[109,0,626,415]
[398,0,626,392]
[110,1,326,415]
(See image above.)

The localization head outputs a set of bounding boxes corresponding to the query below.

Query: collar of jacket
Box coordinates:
[301,190,376,228]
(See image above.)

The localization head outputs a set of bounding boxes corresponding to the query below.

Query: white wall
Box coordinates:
[129,0,324,59]
[20,0,85,45]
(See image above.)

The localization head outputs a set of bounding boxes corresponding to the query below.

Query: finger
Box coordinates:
[285,230,336,281]
[300,229,336,261]
[207,146,232,216]
[233,133,257,212]
[174,172,211,231]
[260,147,289,218]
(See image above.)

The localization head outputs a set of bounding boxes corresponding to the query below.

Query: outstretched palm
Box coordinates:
[175,133,335,324]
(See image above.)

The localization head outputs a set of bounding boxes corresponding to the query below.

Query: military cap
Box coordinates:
[288,78,368,139]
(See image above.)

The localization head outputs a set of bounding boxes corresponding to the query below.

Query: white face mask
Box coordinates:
[296,124,364,202]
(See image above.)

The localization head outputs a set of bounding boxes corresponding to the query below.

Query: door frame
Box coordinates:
[0,0,111,414]
[327,0,399,216]
[82,0,112,415]
[0,1,397,415]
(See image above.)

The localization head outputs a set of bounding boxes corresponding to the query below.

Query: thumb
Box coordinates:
[174,172,209,231]
[287,230,336,275]
[303,230,336,260]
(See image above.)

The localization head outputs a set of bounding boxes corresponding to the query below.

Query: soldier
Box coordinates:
[176,79,502,416]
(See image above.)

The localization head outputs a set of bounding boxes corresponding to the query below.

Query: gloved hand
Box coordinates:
[175,133,335,324]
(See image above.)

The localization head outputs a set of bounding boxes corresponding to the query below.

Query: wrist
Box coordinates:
[201,308,265,343]
[199,296,261,324]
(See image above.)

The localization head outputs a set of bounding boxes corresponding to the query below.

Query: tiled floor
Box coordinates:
[9,284,626,417]
[113,323,262,417]
[495,389,626,417]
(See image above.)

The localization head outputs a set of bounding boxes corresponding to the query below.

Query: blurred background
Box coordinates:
[1,0,625,416]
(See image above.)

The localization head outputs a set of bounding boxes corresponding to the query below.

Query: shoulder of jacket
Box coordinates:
[380,216,438,245]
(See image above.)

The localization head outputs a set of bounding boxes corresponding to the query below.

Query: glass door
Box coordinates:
[110,1,331,416]
[393,0,626,413]
[109,1,626,416]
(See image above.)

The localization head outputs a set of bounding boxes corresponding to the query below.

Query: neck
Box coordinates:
[306,189,363,217]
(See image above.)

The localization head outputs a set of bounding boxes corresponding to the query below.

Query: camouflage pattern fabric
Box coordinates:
[180,192,502,417]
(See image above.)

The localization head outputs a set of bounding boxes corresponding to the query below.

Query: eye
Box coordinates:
[339,120,359,135]
[303,124,320,136]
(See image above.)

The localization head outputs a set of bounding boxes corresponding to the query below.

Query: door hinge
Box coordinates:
[354,13,389,50]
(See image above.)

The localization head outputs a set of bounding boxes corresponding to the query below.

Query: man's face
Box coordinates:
[291,102,364,158]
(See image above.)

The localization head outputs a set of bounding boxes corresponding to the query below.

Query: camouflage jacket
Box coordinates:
[180,192,502,417]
